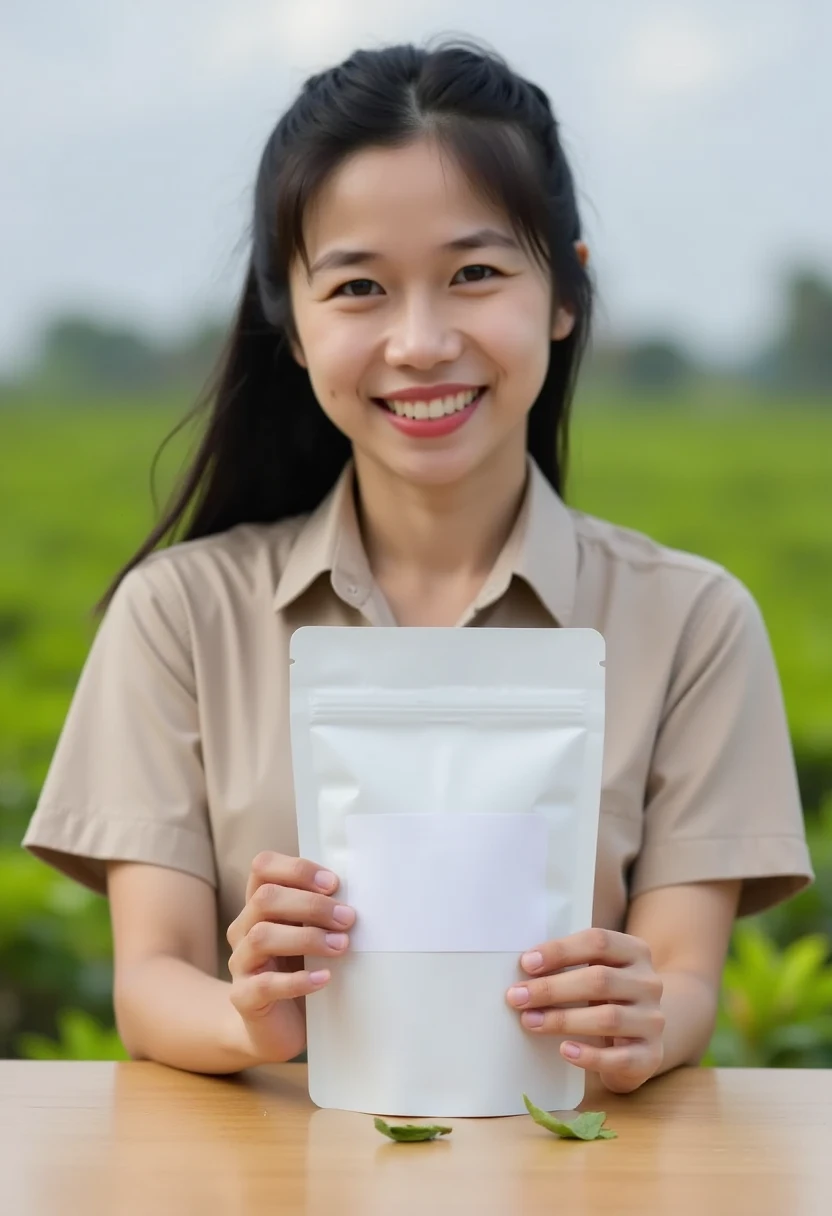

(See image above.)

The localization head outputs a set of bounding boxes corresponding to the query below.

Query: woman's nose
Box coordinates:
[384,299,462,369]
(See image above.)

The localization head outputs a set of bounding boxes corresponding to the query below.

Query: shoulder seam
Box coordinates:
[664,571,756,718]
[570,510,729,579]
[124,557,193,657]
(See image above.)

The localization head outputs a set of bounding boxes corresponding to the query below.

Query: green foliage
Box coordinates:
[769,269,832,393]
[16,1009,128,1061]
[523,1095,617,1140]
[709,799,832,1069]
[0,847,117,1059]
[374,1118,453,1141]
[21,313,225,400]
[705,922,832,1068]
[0,397,830,1062]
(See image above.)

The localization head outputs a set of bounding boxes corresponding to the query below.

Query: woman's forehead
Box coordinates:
[301,138,511,258]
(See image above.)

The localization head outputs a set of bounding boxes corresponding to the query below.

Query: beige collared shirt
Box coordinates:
[24,459,813,970]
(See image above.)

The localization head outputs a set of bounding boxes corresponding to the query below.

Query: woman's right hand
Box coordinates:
[226,851,355,1064]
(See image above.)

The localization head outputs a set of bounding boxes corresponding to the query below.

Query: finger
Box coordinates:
[229,922,349,977]
[230,967,331,1017]
[228,883,355,948]
[507,964,659,1011]
[516,1002,663,1041]
[521,928,650,976]
[245,852,339,904]
[557,1040,662,1092]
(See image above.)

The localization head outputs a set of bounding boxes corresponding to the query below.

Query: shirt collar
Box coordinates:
[273,457,577,625]
[511,458,578,625]
[273,462,370,612]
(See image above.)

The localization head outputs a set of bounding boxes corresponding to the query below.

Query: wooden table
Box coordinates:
[2,1062,831,1215]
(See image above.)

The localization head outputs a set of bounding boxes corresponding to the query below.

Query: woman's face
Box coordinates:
[288,135,578,490]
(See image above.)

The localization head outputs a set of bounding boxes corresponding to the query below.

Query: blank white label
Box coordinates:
[343,813,549,952]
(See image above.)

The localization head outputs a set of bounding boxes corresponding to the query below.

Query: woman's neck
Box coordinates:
[352,442,528,625]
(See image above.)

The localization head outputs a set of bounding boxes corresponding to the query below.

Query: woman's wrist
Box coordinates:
[219,993,266,1070]
[651,968,719,1076]
[221,983,308,1068]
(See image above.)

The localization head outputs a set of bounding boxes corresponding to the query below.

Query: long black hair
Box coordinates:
[98,36,593,613]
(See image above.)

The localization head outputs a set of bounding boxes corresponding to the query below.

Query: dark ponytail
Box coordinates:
[97,36,592,613]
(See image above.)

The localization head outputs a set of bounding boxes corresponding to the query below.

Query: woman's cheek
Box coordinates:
[482,289,551,360]
[477,316,550,404]
[307,327,372,401]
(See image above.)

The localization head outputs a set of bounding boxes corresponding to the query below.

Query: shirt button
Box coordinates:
[346,583,359,597]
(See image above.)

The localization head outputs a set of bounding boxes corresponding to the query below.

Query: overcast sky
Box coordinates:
[1,0,830,371]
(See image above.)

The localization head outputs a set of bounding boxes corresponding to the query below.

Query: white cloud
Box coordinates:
[280,0,375,67]
[613,0,808,105]
[627,16,729,96]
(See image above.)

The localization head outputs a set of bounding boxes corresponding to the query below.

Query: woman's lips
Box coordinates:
[374,388,486,438]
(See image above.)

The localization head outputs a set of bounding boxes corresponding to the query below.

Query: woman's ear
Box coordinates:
[289,336,307,368]
[552,306,576,342]
[551,241,591,341]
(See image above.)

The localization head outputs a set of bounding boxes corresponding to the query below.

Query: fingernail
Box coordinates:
[309,970,330,985]
[507,986,529,1007]
[333,904,354,925]
[315,870,337,891]
[325,932,348,950]
[523,1011,545,1028]
[522,951,543,972]
[562,1042,581,1058]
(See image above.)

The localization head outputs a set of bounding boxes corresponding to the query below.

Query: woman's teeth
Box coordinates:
[381,388,481,419]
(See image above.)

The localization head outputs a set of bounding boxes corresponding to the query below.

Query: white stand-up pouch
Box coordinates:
[289,626,605,1118]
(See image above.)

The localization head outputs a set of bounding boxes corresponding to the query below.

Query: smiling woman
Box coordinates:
[22,37,812,1096]
[286,136,583,495]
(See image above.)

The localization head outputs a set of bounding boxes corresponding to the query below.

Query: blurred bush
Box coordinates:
[17,1009,128,1061]
[0,843,117,1058]
[705,923,832,1068]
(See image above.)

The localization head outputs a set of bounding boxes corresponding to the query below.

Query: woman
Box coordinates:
[23,39,813,1095]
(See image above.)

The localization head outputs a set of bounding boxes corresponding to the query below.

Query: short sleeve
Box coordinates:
[22,560,216,895]
[630,574,814,917]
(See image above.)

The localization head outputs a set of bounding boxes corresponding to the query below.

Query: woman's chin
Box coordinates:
[366,444,486,491]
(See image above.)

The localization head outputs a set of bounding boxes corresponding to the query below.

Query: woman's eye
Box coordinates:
[454,264,500,284]
[333,279,380,298]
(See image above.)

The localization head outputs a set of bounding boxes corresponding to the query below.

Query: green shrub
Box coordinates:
[16,1008,127,1061]
[705,922,832,1067]
[0,847,115,1059]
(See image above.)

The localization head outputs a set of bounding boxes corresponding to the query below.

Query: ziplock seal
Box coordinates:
[308,687,588,725]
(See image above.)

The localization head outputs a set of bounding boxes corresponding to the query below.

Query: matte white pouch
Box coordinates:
[289,626,605,1118]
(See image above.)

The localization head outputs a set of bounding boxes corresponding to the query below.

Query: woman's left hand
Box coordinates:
[506,928,666,1094]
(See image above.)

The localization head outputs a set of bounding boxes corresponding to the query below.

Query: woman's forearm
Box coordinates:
[653,967,720,1076]
[113,957,716,1080]
[114,954,292,1075]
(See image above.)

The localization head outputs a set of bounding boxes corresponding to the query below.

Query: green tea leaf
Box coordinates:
[569,1112,608,1140]
[374,1117,452,1142]
[522,1094,617,1141]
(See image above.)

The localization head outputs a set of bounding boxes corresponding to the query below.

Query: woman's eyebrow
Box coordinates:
[307,227,519,280]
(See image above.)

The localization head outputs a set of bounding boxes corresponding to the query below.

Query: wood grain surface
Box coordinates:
[2,1062,830,1215]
